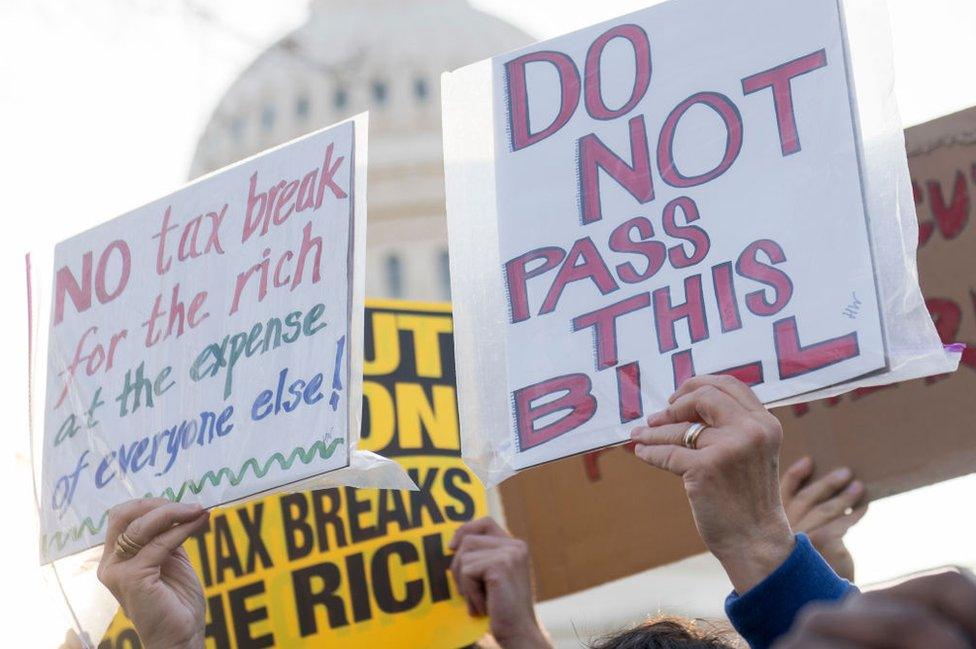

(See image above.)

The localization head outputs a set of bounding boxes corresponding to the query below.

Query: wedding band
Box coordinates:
[682,422,707,450]
[115,531,143,559]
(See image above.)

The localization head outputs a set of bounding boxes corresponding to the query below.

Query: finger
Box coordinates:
[449,517,507,550]
[104,498,170,546]
[671,374,765,412]
[666,385,748,428]
[100,498,170,572]
[781,456,814,500]
[450,551,486,617]
[884,570,976,642]
[132,510,211,567]
[630,422,694,447]
[812,498,869,540]
[796,640,861,649]
[786,641,861,649]
[457,534,518,555]
[778,631,861,649]
[633,443,695,475]
[457,551,500,617]
[124,502,206,549]
[806,595,971,649]
[799,481,865,531]
[793,466,853,511]
[467,585,487,617]
[847,499,869,525]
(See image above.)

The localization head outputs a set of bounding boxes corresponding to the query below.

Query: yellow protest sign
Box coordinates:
[100,300,488,649]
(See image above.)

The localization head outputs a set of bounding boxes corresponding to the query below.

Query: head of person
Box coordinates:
[590,616,739,649]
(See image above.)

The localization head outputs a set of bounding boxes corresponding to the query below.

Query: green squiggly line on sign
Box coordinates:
[155,437,344,502]
[41,437,345,558]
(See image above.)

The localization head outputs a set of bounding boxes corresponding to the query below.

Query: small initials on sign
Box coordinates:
[842,292,862,319]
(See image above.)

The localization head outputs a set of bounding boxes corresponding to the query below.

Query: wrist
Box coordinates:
[714,521,795,594]
[145,632,205,649]
[494,620,551,649]
[810,535,847,556]
[809,536,855,581]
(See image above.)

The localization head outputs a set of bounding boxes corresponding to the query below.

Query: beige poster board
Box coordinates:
[500,106,976,601]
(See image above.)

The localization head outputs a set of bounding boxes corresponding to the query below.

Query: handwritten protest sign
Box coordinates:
[500,106,976,601]
[99,301,489,649]
[36,117,368,562]
[442,0,909,476]
[495,106,976,600]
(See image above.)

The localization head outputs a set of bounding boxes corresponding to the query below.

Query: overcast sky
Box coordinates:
[2,1,976,646]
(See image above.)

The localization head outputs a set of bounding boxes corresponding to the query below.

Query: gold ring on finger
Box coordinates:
[683,422,707,450]
[114,531,143,560]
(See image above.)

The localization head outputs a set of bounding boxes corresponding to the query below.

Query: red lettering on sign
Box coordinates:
[774,316,859,380]
[741,50,828,156]
[578,116,655,224]
[514,374,597,450]
[506,51,581,151]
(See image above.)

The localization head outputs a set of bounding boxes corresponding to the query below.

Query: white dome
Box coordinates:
[189,0,530,178]
[305,0,531,66]
[189,0,531,302]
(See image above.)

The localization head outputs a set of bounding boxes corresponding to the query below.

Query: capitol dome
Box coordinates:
[189,0,532,300]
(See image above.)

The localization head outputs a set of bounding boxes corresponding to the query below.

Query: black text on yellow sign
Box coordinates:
[101,300,488,649]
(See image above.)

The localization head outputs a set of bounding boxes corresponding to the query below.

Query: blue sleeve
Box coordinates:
[724,534,857,649]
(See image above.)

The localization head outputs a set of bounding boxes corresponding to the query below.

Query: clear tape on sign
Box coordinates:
[26,114,415,642]
[441,0,958,488]
[769,0,960,406]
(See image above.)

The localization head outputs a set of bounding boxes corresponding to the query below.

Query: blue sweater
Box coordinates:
[724,534,856,649]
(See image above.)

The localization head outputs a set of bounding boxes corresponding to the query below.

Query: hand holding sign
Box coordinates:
[450,518,551,649]
[97,499,209,649]
[630,375,793,594]
[30,116,411,564]
[443,0,955,486]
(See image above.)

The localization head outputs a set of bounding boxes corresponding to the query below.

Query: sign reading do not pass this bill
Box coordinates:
[442,0,888,474]
[35,116,367,562]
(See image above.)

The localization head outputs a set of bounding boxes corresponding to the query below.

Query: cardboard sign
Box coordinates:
[776,106,976,496]
[38,118,366,562]
[99,301,489,649]
[498,107,976,601]
[444,0,891,474]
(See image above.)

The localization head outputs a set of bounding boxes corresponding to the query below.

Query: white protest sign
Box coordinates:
[36,117,367,562]
[443,0,892,474]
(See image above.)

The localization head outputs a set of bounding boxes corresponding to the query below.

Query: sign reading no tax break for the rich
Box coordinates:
[445,0,887,470]
[39,118,364,562]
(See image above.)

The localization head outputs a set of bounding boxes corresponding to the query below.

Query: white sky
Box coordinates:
[2,0,976,646]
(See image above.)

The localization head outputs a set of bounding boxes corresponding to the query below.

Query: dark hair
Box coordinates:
[589,616,740,649]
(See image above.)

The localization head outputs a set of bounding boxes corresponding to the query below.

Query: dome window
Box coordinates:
[334,87,348,110]
[295,95,310,120]
[385,253,403,298]
[261,105,276,132]
[230,117,245,142]
[372,80,388,105]
[414,77,429,102]
[438,248,451,299]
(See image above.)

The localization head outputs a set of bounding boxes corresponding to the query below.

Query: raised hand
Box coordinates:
[96,498,210,649]
[630,374,794,593]
[781,457,868,581]
[449,517,551,649]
